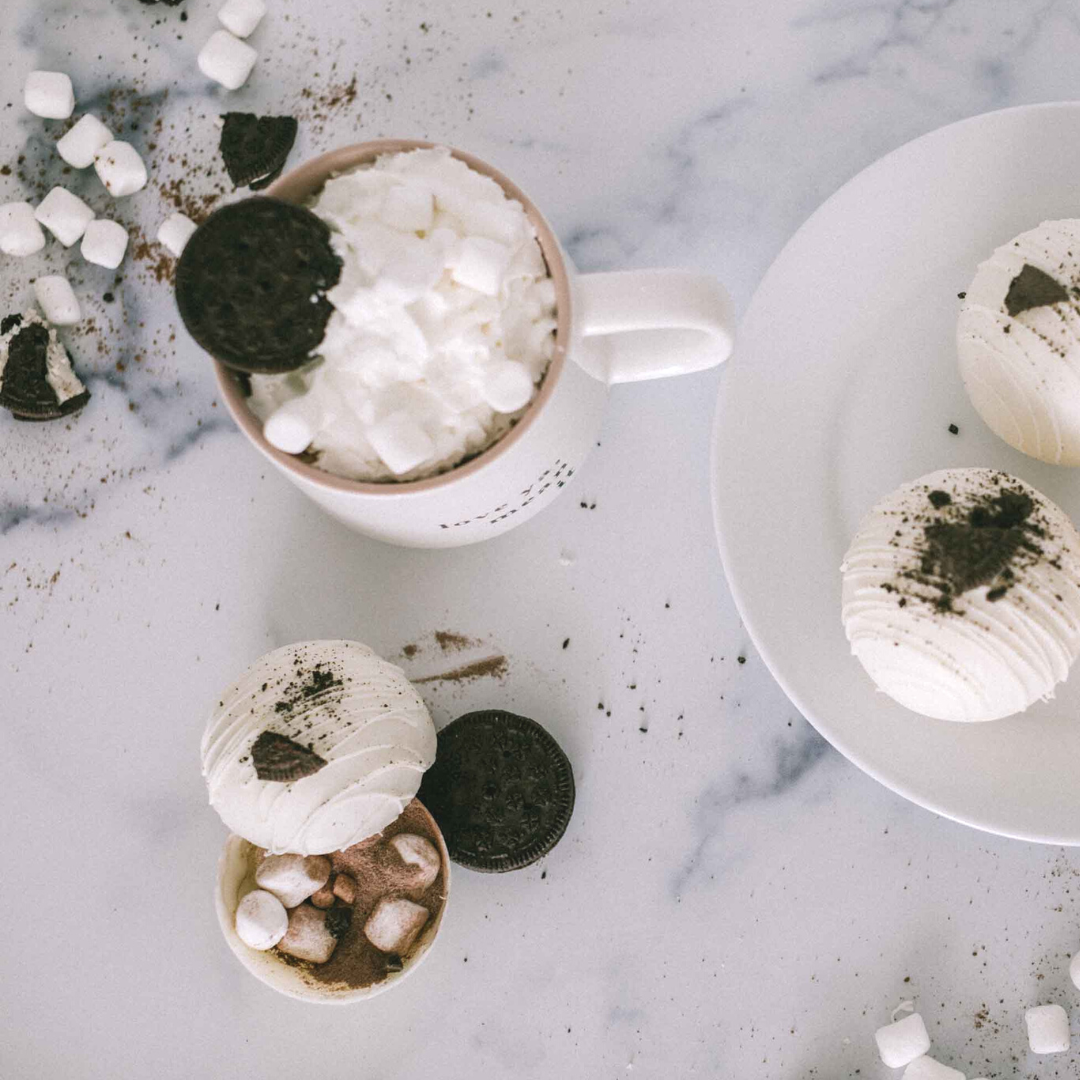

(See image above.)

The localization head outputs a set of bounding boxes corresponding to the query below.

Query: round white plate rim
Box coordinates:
[712,100,1080,846]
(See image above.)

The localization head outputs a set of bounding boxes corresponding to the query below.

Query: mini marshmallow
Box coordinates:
[217,0,267,38]
[0,202,46,256]
[1025,1004,1070,1054]
[363,897,429,955]
[482,360,535,414]
[389,834,441,890]
[24,71,75,120]
[234,889,288,951]
[94,141,147,197]
[277,904,338,964]
[156,212,198,257]
[33,275,81,325]
[332,873,357,904]
[264,399,318,455]
[901,1057,964,1080]
[1070,950,1080,991]
[310,883,336,909]
[34,187,94,247]
[56,115,113,169]
[198,30,258,91]
[874,1012,931,1069]
[367,411,436,476]
[448,236,511,296]
[254,853,331,909]
[80,219,128,270]
[381,183,435,234]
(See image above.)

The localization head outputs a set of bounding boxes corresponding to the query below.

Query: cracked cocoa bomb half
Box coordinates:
[418,710,575,872]
[174,197,341,374]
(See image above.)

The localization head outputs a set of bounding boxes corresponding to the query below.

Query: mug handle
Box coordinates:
[574,269,735,385]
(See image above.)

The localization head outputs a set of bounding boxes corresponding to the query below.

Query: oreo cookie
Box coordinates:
[417,710,575,873]
[220,113,299,191]
[174,197,342,374]
[0,316,90,422]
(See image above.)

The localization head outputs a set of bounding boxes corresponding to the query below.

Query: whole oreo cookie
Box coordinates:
[175,198,342,374]
[220,113,299,190]
[417,710,575,873]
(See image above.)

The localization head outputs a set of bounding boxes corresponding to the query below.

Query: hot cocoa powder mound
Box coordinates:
[274,800,447,991]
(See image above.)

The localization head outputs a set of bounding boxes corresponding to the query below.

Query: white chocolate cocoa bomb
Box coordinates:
[958,219,1080,465]
[201,640,436,855]
[246,146,557,482]
[841,468,1080,721]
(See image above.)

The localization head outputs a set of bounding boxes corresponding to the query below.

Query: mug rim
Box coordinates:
[213,138,572,497]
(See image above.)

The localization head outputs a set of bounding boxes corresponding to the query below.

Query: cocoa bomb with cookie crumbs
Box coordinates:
[841,468,1080,722]
[175,198,341,374]
[418,710,575,872]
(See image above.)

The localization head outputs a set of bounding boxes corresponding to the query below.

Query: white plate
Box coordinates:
[713,102,1080,845]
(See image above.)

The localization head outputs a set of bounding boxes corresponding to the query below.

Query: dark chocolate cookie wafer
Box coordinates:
[175,198,342,374]
[418,710,574,873]
[0,321,90,421]
[220,113,299,190]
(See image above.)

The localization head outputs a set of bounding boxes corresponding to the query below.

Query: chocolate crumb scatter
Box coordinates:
[898,477,1049,613]
[948,423,959,435]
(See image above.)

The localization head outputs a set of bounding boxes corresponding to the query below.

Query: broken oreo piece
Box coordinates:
[175,197,342,374]
[0,317,90,421]
[417,710,575,873]
[1004,263,1070,317]
[0,313,23,335]
[220,113,299,191]
[250,730,328,782]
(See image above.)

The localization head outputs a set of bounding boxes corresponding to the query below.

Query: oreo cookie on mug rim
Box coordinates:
[174,197,342,374]
[417,711,575,873]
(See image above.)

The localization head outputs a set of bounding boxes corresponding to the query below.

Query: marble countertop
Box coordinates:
[4,0,1080,1077]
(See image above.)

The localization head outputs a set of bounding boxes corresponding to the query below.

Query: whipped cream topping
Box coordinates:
[201,640,437,854]
[247,147,557,482]
[958,218,1080,465]
[840,468,1080,722]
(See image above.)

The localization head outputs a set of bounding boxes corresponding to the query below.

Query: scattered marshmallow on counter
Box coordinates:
[234,889,288,951]
[198,30,258,90]
[277,904,338,964]
[363,897,429,955]
[0,202,46,256]
[901,1056,964,1080]
[34,187,94,247]
[875,1012,931,1069]
[217,0,266,38]
[23,71,75,119]
[56,115,113,169]
[33,276,81,325]
[254,853,331,909]
[1025,1004,1070,1054]
[389,834,441,890]
[81,219,128,269]
[94,141,147,197]
[156,212,197,257]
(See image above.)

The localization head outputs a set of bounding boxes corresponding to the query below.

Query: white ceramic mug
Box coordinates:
[215,139,734,548]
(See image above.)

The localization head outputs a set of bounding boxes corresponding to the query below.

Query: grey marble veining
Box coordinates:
[4,1,1080,1078]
